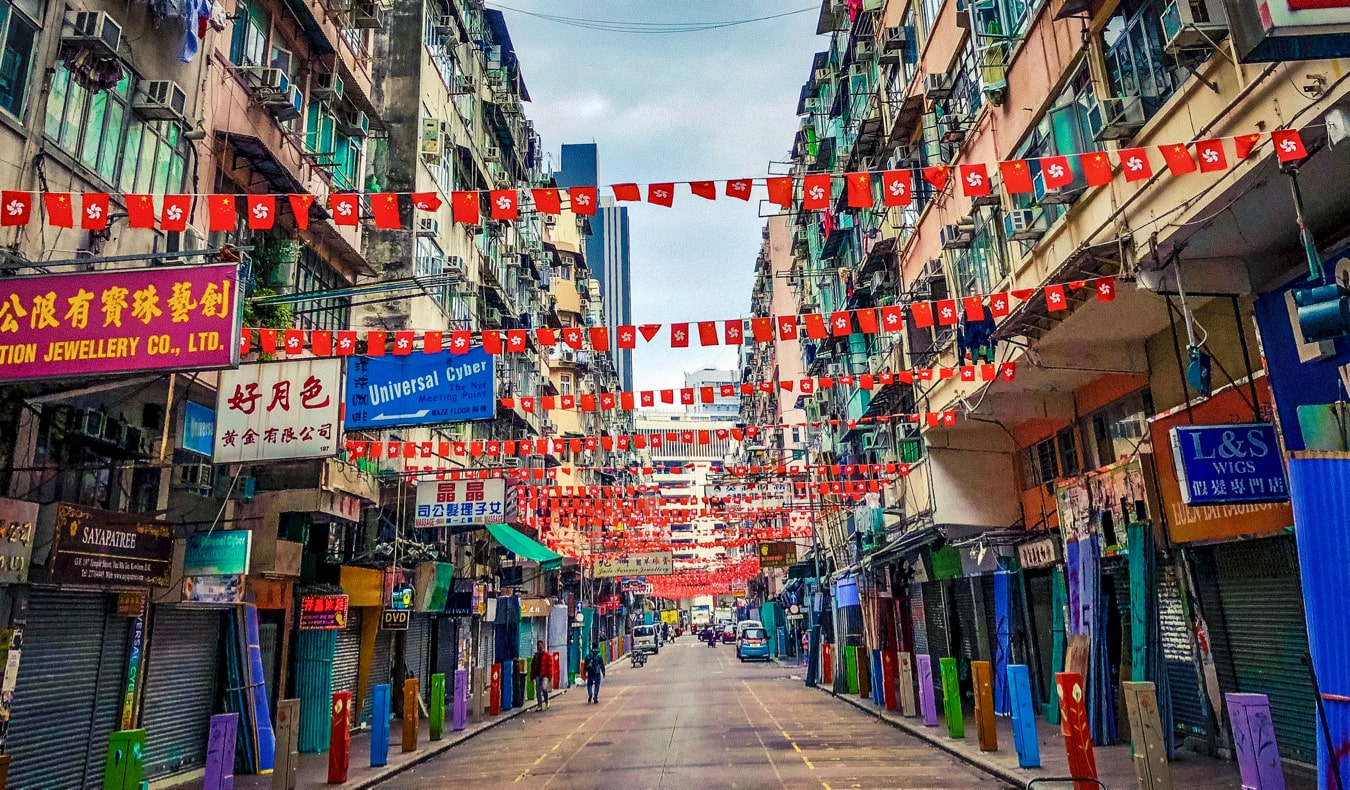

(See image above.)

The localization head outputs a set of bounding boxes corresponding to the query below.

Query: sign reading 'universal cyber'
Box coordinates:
[345,348,495,429]
[1169,423,1289,506]
[0,264,238,382]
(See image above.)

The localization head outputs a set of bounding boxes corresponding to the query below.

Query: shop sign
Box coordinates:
[619,578,647,593]
[180,401,215,456]
[214,358,342,463]
[385,567,415,611]
[758,541,797,569]
[1170,423,1288,506]
[121,598,146,729]
[660,610,679,624]
[445,590,474,617]
[474,583,486,616]
[414,561,453,613]
[299,594,349,630]
[47,503,173,587]
[184,531,252,576]
[520,598,551,617]
[596,594,621,613]
[380,609,410,631]
[0,498,37,585]
[413,479,518,529]
[0,263,239,383]
[345,347,495,429]
[593,551,673,579]
[1018,536,1061,569]
[183,574,244,605]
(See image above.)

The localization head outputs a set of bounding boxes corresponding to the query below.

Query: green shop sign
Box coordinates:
[184,531,252,576]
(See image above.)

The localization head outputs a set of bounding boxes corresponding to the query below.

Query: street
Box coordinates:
[378,639,1011,790]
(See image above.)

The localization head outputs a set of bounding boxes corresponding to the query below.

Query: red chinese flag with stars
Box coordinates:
[535,328,556,346]
[690,181,716,200]
[247,194,277,230]
[846,173,873,208]
[44,193,74,228]
[726,179,753,200]
[452,191,480,224]
[1195,139,1228,173]
[125,195,155,228]
[999,160,1035,194]
[647,183,675,207]
[531,188,561,214]
[1079,152,1114,186]
[802,174,831,210]
[1272,129,1308,163]
[612,184,641,202]
[922,165,949,191]
[697,321,718,346]
[366,331,387,356]
[207,194,237,231]
[569,187,597,216]
[1119,148,1153,181]
[482,331,503,355]
[751,317,773,342]
[766,177,794,207]
[802,313,828,339]
[588,327,609,352]
[288,194,314,229]
[855,308,878,334]
[959,164,992,197]
[963,296,985,322]
[909,302,934,328]
[371,193,401,228]
[160,194,191,231]
[330,193,359,226]
[881,170,912,206]
[489,190,519,220]
[670,323,689,348]
[1159,143,1197,175]
[311,330,333,356]
[422,331,441,354]
[1234,133,1262,160]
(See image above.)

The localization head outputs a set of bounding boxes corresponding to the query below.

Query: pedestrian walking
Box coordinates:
[531,640,551,711]
[584,641,606,703]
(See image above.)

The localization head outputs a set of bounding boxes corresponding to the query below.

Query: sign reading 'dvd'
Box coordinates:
[47,503,173,587]
[381,609,410,631]
[1170,423,1289,506]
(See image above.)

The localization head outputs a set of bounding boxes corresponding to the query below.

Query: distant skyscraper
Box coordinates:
[557,143,633,391]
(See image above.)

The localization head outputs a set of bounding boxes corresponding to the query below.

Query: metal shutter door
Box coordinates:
[406,615,431,699]
[1158,563,1208,742]
[7,591,129,790]
[1213,537,1317,762]
[953,577,979,662]
[140,608,221,780]
[477,619,495,668]
[332,608,362,701]
[981,574,999,662]
[435,617,458,676]
[1027,572,1055,707]
[364,628,393,719]
[908,583,927,656]
[258,621,279,709]
[922,581,949,659]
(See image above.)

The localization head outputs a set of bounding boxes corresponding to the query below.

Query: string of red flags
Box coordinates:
[0,129,1307,230]
[241,279,1115,358]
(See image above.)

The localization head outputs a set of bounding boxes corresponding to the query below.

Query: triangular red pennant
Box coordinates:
[638,324,662,342]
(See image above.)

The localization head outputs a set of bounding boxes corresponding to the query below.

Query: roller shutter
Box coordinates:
[332,607,362,710]
[952,577,979,662]
[364,627,393,718]
[435,617,458,676]
[7,591,128,790]
[1158,562,1208,743]
[981,574,999,663]
[406,614,431,700]
[921,581,949,659]
[1027,571,1056,707]
[908,583,927,656]
[140,607,221,780]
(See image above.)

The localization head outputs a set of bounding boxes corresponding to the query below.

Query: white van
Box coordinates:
[633,624,659,654]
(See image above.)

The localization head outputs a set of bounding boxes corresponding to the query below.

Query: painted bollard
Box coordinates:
[327,692,351,784]
[273,699,300,790]
[972,660,997,751]
[898,652,917,717]
[551,652,562,689]
[845,646,860,694]
[1055,672,1098,790]
[916,654,938,726]
[472,667,486,722]
[489,663,502,716]
[501,662,514,712]
[430,673,446,740]
[1123,682,1172,790]
[402,678,419,752]
[104,729,146,790]
[881,651,898,711]
[871,651,884,706]
[1008,665,1041,769]
[1227,692,1285,790]
[940,657,964,738]
[370,684,391,767]
[204,713,239,790]
[822,643,833,686]
[452,669,468,731]
[857,646,871,698]
[526,658,536,701]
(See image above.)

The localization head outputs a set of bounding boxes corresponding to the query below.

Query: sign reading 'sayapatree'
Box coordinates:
[1169,423,1289,506]
[345,348,495,429]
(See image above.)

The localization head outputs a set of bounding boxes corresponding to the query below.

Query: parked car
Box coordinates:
[633,624,659,654]
[738,627,771,661]
[721,625,736,643]
[736,620,764,641]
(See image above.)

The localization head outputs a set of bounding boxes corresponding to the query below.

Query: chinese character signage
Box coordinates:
[345,348,495,429]
[299,595,349,629]
[46,503,173,587]
[414,479,517,528]
[1170,423,1289,506]
[214,359,342,463]
[0,498,37,585]
[0,264,238,383]
[593,551,674,579]
[758,541,797,569]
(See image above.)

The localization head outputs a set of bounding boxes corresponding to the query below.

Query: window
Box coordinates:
[1009,62,1097,220]
[950,210,1008,297]
[1087,390,1151,468]
[1057,427,1080,478]
[229,0,269,68]
[292,247,350,332]
[1102,0,1180,113]
[0,0,38,119]
[44,68,190,193]
[559,375,572,396]
[919,0,946,43]
[1024,438,1058,488]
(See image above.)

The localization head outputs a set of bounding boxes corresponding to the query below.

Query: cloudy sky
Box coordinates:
[494,2,822,392]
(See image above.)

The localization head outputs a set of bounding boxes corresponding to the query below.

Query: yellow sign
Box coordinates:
[660,610,678,624]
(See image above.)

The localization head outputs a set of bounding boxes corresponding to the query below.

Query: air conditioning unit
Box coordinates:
[543,214,557,226]
[310,71,344,101]
[879,26,908,62]
[443,256,465,278]
[337,110,370,137]
[940,220,976,249]
[323,0,352,11]
[176,462,215,489]
[418,217,440,236]
[1004,208,1044,241]
[1040,184,1085,206]
[923,73,952,101]
[67,11,123,59]
[1161,0,1228,52]
[132,80,187,124]
[855,39,875,60]
[484,144,500,161]
[242,67,288,95]
[1089,95,1147,142]
[434,14,456,36]
[939,113,970,144]
[827,363,846,377]
[420,118,444,162]
[559,348,576,363]
[814,64,836,83]
[502,458,521,468]
[268,84,303,121]
[351,0,382,28]
[453,74,477,94]
[484,307,502,324]
[213,474,257,500]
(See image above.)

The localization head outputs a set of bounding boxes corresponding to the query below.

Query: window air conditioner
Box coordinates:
[351,0,382,28]
[1161,0,1228,52]
[454,74,477,94]
[940,221,976,250]
[880,26,908,60]
[1004,208,1045,241]
[543,214,557,226]
[242,67,288,95]
[338,110,370,138]
[67,11,123,59]
[310,71,344,101]
[268,85,303,122]
[923,73,952,101]
[132,80,188,124]
[442,256,465,278]
[1088,96,1147,142]
[939,113,970,144]
[855,39,875,60]
[418,217,440,236]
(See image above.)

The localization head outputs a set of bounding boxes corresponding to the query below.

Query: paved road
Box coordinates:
[378,637,1010,789]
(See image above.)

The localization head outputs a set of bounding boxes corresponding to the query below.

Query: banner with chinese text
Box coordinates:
[214,358,342,463]
[413,479,517,528]
[593,551,674,579]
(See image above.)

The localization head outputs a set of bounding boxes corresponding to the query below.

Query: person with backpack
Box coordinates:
[584,642,606,703]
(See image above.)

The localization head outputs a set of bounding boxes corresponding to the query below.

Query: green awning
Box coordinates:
[486,523,562,571]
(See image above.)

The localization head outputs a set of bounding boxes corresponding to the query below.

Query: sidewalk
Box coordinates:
[815,682,1316,790]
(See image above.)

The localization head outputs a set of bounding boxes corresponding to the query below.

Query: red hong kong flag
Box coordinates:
[125,195,155,228]
[489,190,519,220]
[726,179,753,199]
[393,331,415,355]
[336,331,358,355]
[690,181,716,200]
[1041,155,1075,189]
[160,194,192,231]
[0,191,31,226]
[371,193,401,228]
[411,192,441,212]
[612,183,641,202]
[777,315,799,340]
[330,193,359,226]
[846,172,873,208]
[1119,148,1153,181]
[1080,152,1114,187]
[670,323,689,348]
[641,391,655,407]
[830,311,852,337]
[617,326,636,349]
[452,191,480,224]
[647,183,675,206]
[1195,139,1228,173]
[959,163,992,197]
[288,194,315,229]
[562,327,583,349]
[999,160,1035,194]
[880,305,905,332]
[766,177,794,207]
[569,187,597,216]
[81,192,111,230]
[1044,284,1068,311]
[44,193,74,228]
[1095,277,1117,302]
[989,292,1011,317]
[802,174,831,210]
[1272,129,1308,163]
[724,319,743,344]
[936,299,960,326]
[247,194,277,230]
[531,188,561,214]
[881,170,912,206]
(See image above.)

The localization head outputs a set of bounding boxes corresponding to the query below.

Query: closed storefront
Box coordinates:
[140,607,222,781]
[1158,562,1208,745]
[405,613,432,699]
[435,616,459,676]
[908,582,927,656]
[333,607,362,716]
[7,591,130,789]
[365,626,393,719]
[921,580,949,660]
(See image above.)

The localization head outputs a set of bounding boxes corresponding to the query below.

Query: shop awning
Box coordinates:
[486,523,562,571]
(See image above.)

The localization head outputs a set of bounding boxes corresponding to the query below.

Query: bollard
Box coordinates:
[1227,693,1284,790]
[972,661,997,751]
[916,654,938,726]
[430,674,446,741]
[898,652,917,717]
[939,657,964,739]
[1055,672,1097,790]
[103,729,146,790]
[881,651,898,711]
[1008,665,1041,768]
[551,652,561,689]
[856,647,870,698]
[402,678,419,752]
[822,643,834,686]
[871,650,884,705]
[370,684,390,767]
[513,659,526,708]
[501,662,513,713]
[1123,682,1172,790]
[327,692,351,784]
[273,700,301,790]
[204,713,239,790]
[526,657,536,701]
[473,667,486,722]
[452,669,468,731]
[845,646,859,695]
[489,664,502,716]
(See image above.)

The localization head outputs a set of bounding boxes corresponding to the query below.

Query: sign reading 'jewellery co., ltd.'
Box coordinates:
[46,503,173,587]
[1169,423,1289,506]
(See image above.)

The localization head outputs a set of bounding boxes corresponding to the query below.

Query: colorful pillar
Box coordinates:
[1055,672,1097,790]
[203,713,238,790]
[845,646,859,695]
[822,643,834,686]
[489,664,502,716]
[525,658,536,701]
[402,678,419,753]
[271,699,300,790]
[940,657,964,738]
[898,652,917,717]
[1123,682,1172,790]
[501,663,513,713]
[370,684,390,767]
[971,660,997,751]
[1227,693,1285,790]
[881,651,898,711]
[327,692,351,784]
[472,667,486,723]
[429,673,446,741]
[103,729,145,790]
[551,652,561,689]
[452,669,467,731]
[916,654,938,726]
[1008,665,1040,768]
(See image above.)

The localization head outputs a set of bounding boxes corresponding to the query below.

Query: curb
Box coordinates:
[816,686,1038,789]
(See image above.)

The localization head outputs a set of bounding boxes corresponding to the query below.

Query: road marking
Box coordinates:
[792,743,802,753]
[733,684,788,788]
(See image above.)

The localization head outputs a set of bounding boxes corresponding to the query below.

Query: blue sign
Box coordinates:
[1169,423,1289,505]
[181,401,215,456]
[345,348,495,429]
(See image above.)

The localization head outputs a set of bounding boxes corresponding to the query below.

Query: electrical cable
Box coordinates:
[486,4,818,33]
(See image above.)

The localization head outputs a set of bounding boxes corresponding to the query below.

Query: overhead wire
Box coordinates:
[485,4,818,33]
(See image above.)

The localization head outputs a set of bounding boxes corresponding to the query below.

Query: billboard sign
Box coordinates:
[1170,423,1289,506]
[214,358,342,463]
[46,503,173,587]
[183,531,252,576]
[758,541,798,568]
[345,347,495,429]
[0,263,238,382]
[299,595,349,629]
[181,401,215,456]
[0,498,37,585]
[414,479,518,529]
[593,552,674,579]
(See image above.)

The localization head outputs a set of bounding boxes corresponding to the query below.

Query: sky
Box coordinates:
[492,2,823,393]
